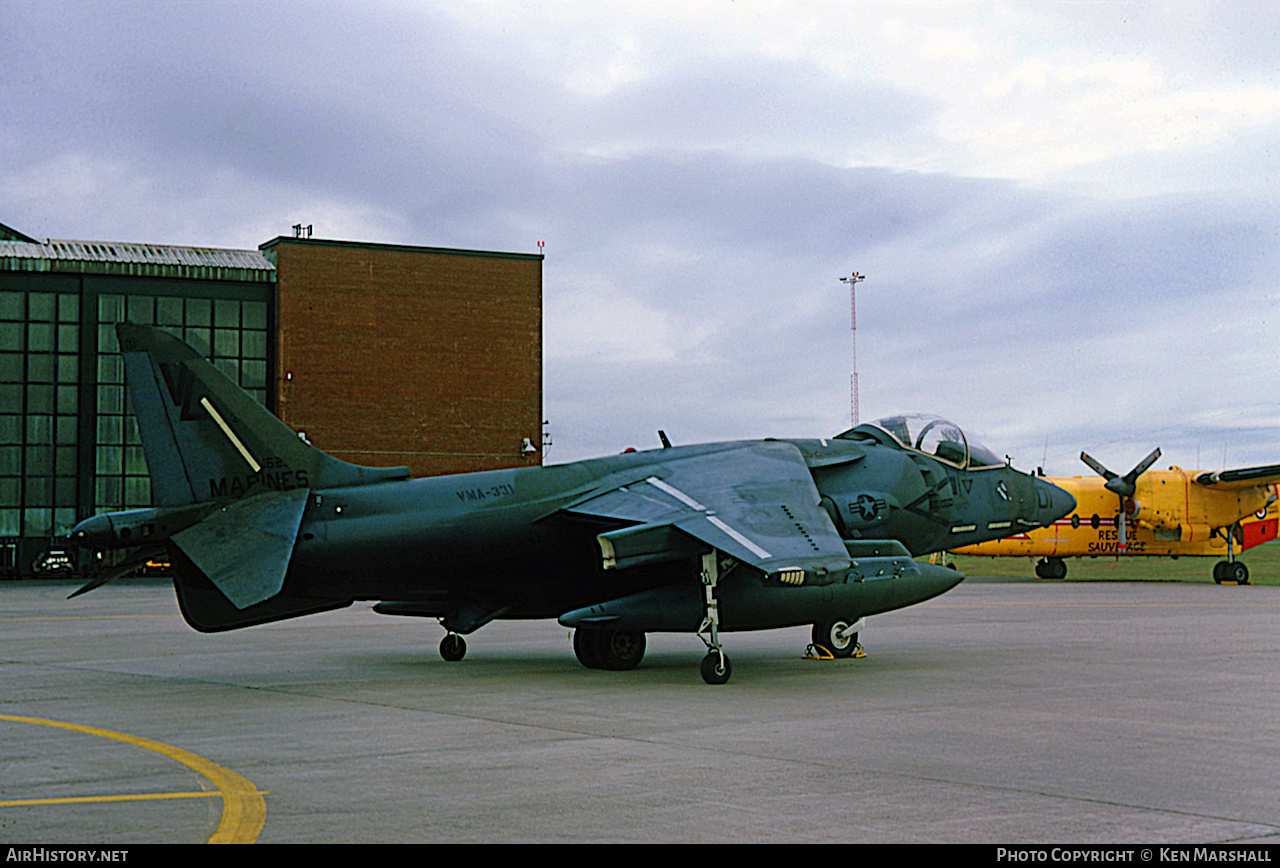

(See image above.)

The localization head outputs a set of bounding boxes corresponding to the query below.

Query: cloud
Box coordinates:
[4,0,1280,478]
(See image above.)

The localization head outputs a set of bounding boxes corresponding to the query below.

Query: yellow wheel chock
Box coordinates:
[804,643,866,660]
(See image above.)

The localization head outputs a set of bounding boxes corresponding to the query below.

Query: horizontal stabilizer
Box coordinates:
[171,488,309,609]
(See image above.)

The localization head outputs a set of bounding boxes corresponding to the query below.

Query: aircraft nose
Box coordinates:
[68,514,113,549]
[1034,477,1076,525]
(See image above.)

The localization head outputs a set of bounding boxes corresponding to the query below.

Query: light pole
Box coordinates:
[839,271,865,427]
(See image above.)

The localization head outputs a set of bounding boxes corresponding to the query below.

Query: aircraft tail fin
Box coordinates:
[117,322,410,506]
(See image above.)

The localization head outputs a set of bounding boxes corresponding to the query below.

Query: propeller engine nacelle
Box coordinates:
[1080,448,1161,554]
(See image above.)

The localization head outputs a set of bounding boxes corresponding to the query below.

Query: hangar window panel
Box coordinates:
[95,477,121,511]
[185,298,211,327]
[124,445,146,475]
[0,354,21,381]
[0,323,21,351]
[56,477,76,507]
[25,446,52,476]
[56,416,76,446]
[57,293,77,323]
[24,476,51,508]
[26,385,53,414]
[98,295,124,324]
[95,446,122,478]
[28,293,55,321]
[124,476,150,508]
[214,298,240,328]
[156,296,184,326]
[56,355,77,384]
[214,328,240,357]
[56,386,77,416]
[27,323,53,352]
[127,296,154,324]
[97,323,119,354]
[97,385,124,416]
[242,330,267,359]
[243,301,267,330]
[26,415,53,446]
[0,384,20,413]
[57,324,77,353]
[0,446,18,474]
[97,354,123,385]
[0,292,22,320]
[23,507,52,538]
[27,355,54,383]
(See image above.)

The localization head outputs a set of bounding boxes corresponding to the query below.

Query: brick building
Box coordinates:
[0,222,543,577]
[264,237,543,477]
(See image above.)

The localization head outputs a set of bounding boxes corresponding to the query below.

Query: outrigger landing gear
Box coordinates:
[439,631,466,662]
[1213,523,1250,585]
[811,618,862,658]
[697,551,731,685]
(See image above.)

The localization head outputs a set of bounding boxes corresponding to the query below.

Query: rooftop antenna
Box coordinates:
[292,224,313,239]
[838,271,865,426]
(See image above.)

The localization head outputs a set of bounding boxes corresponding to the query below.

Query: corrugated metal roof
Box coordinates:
[0,238,276,282]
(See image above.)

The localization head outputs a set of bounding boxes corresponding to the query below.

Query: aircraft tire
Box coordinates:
[440,633,466,662]
[573,628,604,669]
[812,619,858,658]
[596,630,646,670]
[1215,561,1249,584]
[700,651,731,685]
[1036,557,1067,579]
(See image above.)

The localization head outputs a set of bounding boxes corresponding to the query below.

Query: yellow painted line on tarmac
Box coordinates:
[1,790,221,808]
[0,714,266,844]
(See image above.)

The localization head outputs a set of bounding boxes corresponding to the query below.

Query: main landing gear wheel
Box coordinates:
[1213,561,1250,584]
[700,650,731,685]
[1035,557,1067,579]
[440,633,467,662]
[812,619,859,658]
[573,628,646,670]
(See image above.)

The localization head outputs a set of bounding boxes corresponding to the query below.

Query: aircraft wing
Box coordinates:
[1195,463,1280,488]
[563,440,851,584]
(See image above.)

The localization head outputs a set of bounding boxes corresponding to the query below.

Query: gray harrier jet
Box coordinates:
[70,325,1073,683]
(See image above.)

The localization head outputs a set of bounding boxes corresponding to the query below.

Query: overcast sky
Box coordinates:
[4,0,1280,478]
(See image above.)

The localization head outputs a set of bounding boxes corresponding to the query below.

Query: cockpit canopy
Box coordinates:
[837,413,1004,470]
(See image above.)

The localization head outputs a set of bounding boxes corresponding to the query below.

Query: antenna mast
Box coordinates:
[839,271,865,426]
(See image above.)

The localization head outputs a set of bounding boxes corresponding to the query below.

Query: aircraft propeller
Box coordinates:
[1079,448,1161,555]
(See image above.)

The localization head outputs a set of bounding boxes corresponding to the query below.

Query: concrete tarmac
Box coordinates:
[3,576,1279,844]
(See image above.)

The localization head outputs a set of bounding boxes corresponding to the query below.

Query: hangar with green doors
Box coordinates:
[0,222,274,577]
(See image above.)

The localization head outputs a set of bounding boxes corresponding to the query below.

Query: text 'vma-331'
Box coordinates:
[69,325,1075,683]
[953,448,1280,584]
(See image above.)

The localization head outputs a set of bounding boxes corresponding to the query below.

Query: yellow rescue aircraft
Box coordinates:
[952,449,1280,583]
